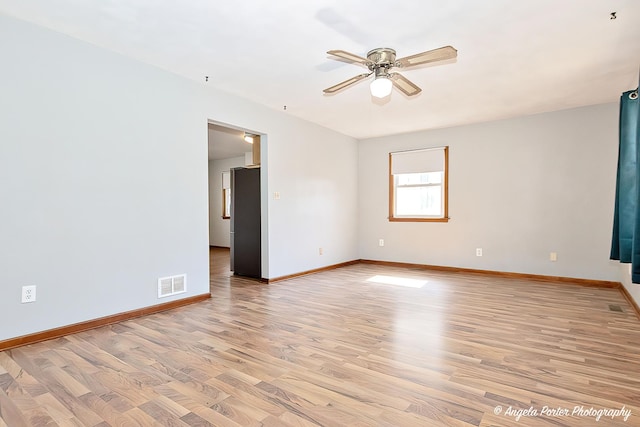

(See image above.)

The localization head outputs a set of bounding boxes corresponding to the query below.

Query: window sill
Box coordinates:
[389,217,449,223]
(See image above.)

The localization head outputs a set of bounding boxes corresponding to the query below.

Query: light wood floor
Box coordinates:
[1,248,639,426]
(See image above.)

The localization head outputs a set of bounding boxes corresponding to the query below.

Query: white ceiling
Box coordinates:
[1,1,639,140]
[207,124,253,161]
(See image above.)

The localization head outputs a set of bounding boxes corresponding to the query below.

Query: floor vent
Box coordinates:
[608,304,623,312]
[158,274,187,298]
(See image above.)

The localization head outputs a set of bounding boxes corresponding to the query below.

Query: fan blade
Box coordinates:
[395,45,457,68]
[390,73,422,96]
[327,50,372,66]
[323,73,370,94]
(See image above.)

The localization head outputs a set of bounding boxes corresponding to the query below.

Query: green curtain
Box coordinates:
[611,88,640,281]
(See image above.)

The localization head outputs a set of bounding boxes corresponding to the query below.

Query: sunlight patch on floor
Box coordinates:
[366,275,427,288]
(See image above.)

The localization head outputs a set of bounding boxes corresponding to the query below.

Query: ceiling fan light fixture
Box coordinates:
[370,76,392,98]
[324,45,457,98]
[243,132,254,144]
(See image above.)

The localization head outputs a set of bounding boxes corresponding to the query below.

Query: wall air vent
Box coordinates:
[158,274,187,298]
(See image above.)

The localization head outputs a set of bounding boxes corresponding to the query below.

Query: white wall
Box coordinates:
[0,14,359,341]
[208,156,245,247]
[358,103,621,282]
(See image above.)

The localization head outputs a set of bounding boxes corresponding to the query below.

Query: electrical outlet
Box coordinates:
[550,252,557,262]
[273,191,280,200]
[319,247,323,255]
[476,248,483,257]
[21,285,36,303]
[379,239,384,247]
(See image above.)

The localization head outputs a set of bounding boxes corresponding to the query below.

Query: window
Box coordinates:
[222,171,231,219]
[389,146,448,222]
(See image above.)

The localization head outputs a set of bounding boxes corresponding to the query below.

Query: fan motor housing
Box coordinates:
[366,48,396,68]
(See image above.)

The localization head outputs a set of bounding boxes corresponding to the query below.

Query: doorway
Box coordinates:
[207,121,264,285]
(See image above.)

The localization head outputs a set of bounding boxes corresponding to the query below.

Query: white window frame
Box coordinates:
[389,146,449,222]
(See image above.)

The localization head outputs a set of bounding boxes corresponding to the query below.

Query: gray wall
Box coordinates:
[358,103,621,282]
[0,15,211,340]
[0,14,359,341]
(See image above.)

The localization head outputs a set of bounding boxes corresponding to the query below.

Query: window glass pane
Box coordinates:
[396,185,442,216]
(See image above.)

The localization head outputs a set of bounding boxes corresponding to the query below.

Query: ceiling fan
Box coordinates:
[323,46,457,98]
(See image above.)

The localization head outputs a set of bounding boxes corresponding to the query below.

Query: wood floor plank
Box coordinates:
[76,392,140,426]
[122,407,165,426]
[32,393,75,424]
[0,387,30,427]
[1,247,639,426]
[137,400,191,426]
